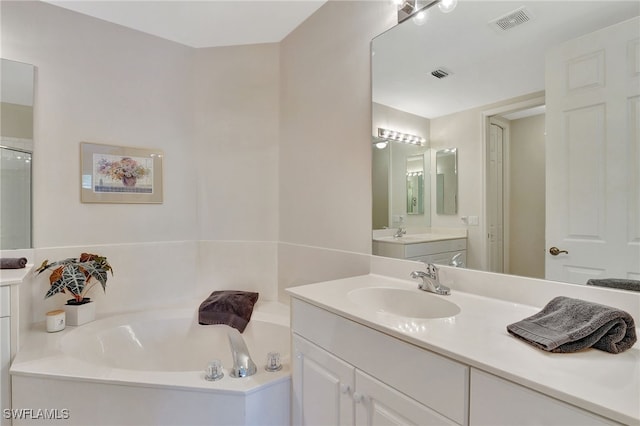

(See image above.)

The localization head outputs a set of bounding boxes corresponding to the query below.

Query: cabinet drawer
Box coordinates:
[0,286,9,318]
[292,299,469,425]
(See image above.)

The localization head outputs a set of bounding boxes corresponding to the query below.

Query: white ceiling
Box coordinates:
[41,0,328,48]
[372,1,640,119]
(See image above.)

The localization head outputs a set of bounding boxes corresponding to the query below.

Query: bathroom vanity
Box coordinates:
[0,266,30,426]
[287,274,638,425]
[372,230,466,265]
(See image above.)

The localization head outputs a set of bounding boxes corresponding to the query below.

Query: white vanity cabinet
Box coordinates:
[291,299,468,426]
[293,335,456,426]
[292,335,354,425]
[1,286,12,426]
[373,238,466,265]
[469,369,617,426]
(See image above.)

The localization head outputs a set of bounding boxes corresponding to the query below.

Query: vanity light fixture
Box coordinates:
[378,128,427,146]
[397,0,457,23]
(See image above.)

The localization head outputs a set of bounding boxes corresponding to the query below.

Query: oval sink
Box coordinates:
[348,287,460,319]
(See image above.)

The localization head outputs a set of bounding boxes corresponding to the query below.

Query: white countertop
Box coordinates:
[373,233,465,244]
[286,274,640,425]
[0,265,32,286]
[372,227,467,245]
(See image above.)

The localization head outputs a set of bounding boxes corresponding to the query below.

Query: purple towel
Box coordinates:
[0,257,27,269]
[198,290,259,333]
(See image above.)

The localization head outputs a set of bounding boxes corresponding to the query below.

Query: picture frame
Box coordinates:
[80,142,163,203]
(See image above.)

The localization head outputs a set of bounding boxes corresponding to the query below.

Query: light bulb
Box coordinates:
[375,141,388,149]
[438,0,457,13]
[412,10,427,26]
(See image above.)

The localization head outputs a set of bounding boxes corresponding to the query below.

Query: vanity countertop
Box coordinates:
[286,274,640,425]
[0,265,32,286]
[373,233,465,244]
[372,228,467,245]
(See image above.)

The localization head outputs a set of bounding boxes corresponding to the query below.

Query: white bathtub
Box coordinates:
[10,301,291,426]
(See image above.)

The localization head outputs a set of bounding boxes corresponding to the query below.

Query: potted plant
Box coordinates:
[35,253,113,326]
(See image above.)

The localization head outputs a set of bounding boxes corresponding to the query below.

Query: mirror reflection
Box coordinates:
[406,154,425,215]
[371,1,640,284]
[1,58,34,249]
[435,148,456,215]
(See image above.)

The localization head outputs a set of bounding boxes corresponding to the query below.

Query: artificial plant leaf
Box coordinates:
[45,278,66,298]
[79,261,109,292]
[61,264,87,297]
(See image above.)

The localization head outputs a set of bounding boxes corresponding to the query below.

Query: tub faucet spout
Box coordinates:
[227,329,257,378]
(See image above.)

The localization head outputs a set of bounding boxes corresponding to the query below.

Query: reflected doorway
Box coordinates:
[485,103,546,278]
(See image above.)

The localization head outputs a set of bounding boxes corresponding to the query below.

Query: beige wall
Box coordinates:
[279,1,396,254]
[1,1,198,248]
[509,113,545,278]
[430,107,484,268]
[194,44,280,242]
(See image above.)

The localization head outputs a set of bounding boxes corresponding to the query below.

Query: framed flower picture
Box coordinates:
[80,142,163,203]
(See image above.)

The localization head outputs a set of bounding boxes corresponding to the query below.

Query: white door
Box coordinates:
[487,121,505,273]
[545,17,640,283]
[292,334,355,426]
[354,370,457,426]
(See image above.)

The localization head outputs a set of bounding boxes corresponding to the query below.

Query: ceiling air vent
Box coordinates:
[489,7,534,31]
[431,68,450,79]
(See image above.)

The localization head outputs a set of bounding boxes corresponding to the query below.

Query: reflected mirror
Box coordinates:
[371,1,640,284]
[435,148,456,215]
[372,136,430,230]
[406,154,425,215]
[1,58,34,249]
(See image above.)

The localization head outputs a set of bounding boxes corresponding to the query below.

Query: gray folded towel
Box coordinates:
[586,278,640,292]
[507,296,637,354]
[198,290,259,333]
[0,257,27,269]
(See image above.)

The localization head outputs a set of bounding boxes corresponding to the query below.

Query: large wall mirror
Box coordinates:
[371,1,640,285]
[1,58,35,249]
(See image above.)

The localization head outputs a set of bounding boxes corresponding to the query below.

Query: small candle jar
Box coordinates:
[46,309,66,333]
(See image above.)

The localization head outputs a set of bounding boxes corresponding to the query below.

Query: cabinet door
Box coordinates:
[355,370,458,426]
[292,334,355,426]
[1,316,10,426]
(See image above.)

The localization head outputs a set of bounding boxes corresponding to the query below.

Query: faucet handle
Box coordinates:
[426,263,439,278]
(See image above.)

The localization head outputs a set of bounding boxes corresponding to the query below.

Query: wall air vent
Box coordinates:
[431,68,450,79]
[489,7,535,31]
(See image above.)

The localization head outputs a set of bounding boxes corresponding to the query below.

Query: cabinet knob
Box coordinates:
[340,384,351,394]
[295,352,303,360]
[352,392,364,403]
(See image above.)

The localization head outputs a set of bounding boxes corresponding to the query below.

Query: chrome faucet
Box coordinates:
[450,252,464,268]
[410,263,451,295]
[227,329,257,378]
[394,227,406,238]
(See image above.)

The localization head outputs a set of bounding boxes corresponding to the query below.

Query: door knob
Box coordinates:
[549,247,568,256]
